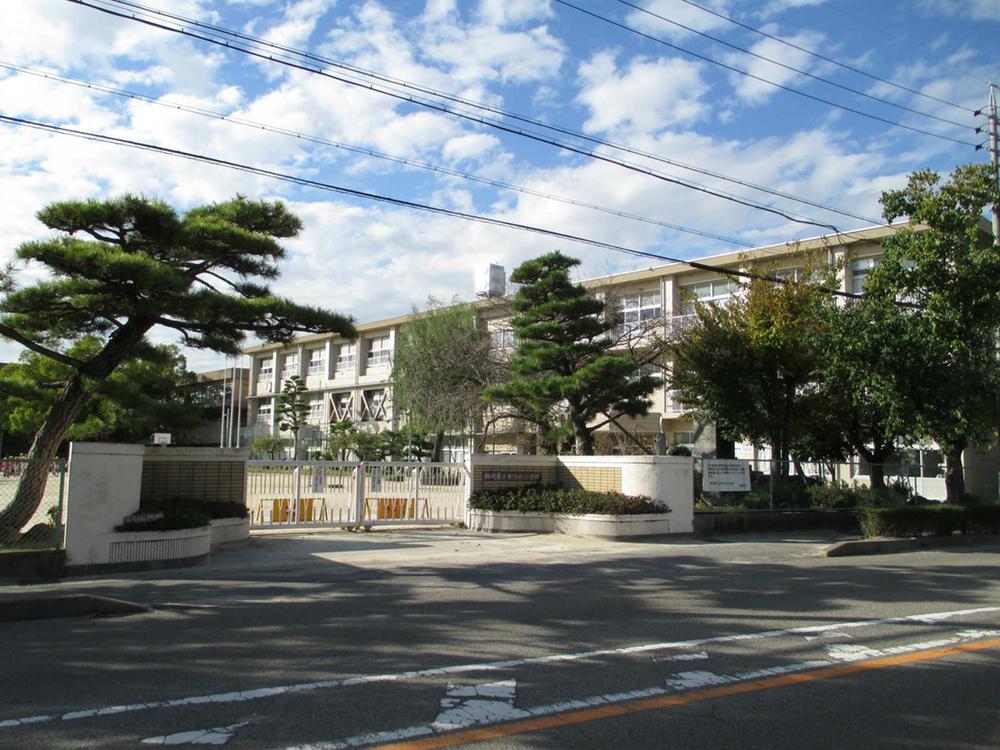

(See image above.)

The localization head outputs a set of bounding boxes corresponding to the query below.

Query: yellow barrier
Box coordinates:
[267,497,316,523]
[376,497,415,520]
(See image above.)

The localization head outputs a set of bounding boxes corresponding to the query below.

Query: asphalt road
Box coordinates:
[1,529,999,749]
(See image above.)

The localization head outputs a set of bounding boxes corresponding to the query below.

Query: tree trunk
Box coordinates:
[944,442,966,503]
[570,411,594,455]
[0,374,89,541]
[431,430,445,463]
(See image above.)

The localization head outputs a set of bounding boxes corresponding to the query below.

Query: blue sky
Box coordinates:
[0,0,997,370]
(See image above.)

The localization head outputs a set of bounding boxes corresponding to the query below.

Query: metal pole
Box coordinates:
[988,83,999,244]
[219,357,228,448]
[234,356,243,448]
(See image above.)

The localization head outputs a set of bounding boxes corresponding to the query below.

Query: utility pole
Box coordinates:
[980,82,1000,244]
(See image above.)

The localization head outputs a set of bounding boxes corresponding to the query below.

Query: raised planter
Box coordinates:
[106,526,210,566]
[210,517,250,549]
[468,509,672,538]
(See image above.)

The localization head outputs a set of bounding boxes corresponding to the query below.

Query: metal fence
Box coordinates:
[247,460,468,529]
[0,459,67,550]
[695,455,950,511]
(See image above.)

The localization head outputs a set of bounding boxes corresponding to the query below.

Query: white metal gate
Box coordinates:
[247,461,467,529]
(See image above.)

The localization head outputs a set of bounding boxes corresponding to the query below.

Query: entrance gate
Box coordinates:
[247,461,468,529]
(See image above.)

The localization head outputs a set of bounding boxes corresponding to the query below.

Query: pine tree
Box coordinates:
[0,194,356,540]
[277,375,309,460]
[485,252,659,455]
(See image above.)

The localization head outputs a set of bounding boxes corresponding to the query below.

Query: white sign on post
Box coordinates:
[152,433,172,446]
[702,459,751,492]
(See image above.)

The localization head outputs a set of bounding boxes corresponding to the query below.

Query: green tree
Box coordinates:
[868,163,1000,501]
[277,375,308,460]
[668,263,833,476]
[813,296,921,491]
[392,297,502,461]
[0,338,202,443]
[485,252,659,455]
[250,434,286,459]
[0,194,356,540]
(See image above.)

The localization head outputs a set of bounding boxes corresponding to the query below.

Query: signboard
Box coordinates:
[152,433,172,446]
[311,467,327,494]
[702,459,751,492]
[482,470,542,483]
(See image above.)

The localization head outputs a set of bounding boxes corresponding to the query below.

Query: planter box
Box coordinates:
[107,526,211,566]
[210,517,250,549]
[468,509,672,538]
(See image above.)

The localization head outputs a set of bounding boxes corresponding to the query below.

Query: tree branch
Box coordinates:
[0,323,85,369]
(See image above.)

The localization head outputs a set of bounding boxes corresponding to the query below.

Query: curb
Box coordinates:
[827,534,1000,557]
[0,594,149,623]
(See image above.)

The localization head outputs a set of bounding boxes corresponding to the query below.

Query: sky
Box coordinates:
[0,0,998,372]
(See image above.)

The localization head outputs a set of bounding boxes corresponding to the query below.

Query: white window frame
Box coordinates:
[257,401,273,418]
[679,279,736,315]
[258,358,273,377]
[618,290,662,325]
[335,343,356,373]
[306,397,325,424]
[490,329,516,350]
[280,353,299,380]
[361,389,387,421]
[851,256,880,295]
[330,392,353,421]
[307,348,325,375]
[366,336,391,368]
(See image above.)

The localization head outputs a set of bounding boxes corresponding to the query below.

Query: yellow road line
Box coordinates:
[372,637,1000,750]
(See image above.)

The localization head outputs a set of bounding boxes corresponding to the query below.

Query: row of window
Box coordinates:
[256,257,882,380]
[257,389,389,423]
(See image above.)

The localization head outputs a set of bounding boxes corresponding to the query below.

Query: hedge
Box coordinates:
[115,498,248,532]
[857,505,1000,539]
[470,486,668,515]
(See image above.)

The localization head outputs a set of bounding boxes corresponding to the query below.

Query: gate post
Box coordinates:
[292,464,301,524]
[354,462,366,528]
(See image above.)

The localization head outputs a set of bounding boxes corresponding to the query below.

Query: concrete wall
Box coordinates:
[468,454,694,533]
[64,443,145,567]
[64,443,249,569]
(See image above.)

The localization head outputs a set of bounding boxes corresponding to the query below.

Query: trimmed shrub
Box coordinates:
[470,486,668,515]
[116,498,248,532]
[856,504,1000,539]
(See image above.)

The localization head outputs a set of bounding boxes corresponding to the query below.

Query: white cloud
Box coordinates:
[916,0,1000,21]
[577,52,707,134]
[477,0,553,27]
[724,27,826,104]
[624,0,734,40]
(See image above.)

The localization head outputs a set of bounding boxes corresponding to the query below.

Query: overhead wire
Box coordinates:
[613,0,971,130]
[643,0,972,114]
[0,61,754,248]
[552,0,978,147]
[69,0,881,228]
[0,113,884,305]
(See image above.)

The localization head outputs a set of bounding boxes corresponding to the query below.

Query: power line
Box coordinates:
[553,0,978,148]
[647,0,972,114]
[0,61,754,249]
[70,0,880,228]
[614,0,972,130]
[0,113,880,304]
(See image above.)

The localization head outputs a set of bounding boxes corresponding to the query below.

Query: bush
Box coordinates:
[856,504,1000,539]
[115,497,247,532]
[470,486,668,515]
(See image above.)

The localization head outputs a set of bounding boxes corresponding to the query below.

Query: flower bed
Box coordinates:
[469,486,672,538]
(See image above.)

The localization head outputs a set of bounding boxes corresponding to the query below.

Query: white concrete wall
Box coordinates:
[64,443,145,567]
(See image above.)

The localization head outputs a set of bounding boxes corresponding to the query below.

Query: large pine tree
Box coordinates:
[486,251,659,455]
[0,194,356,540]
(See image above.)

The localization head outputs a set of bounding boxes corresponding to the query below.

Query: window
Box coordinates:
[673,431,693,446]
[851,256,880,294]
[307,348,325,375]
[335,344,356,373]
[330,392,353,420]
[490,329,516,350]
[618,290,662,325]
[680,279,735,314]
[281,353,299,380]
[361,389,386,421]
[367,336,391,368]
[307,397,324,424]
[258,358,273,377]
[665,389,686,413]
[257,401,272,418]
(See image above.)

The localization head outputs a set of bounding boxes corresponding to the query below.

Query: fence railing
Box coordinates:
[696,456,952,511]
[246,460,467,528]
[0,459,67,550]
